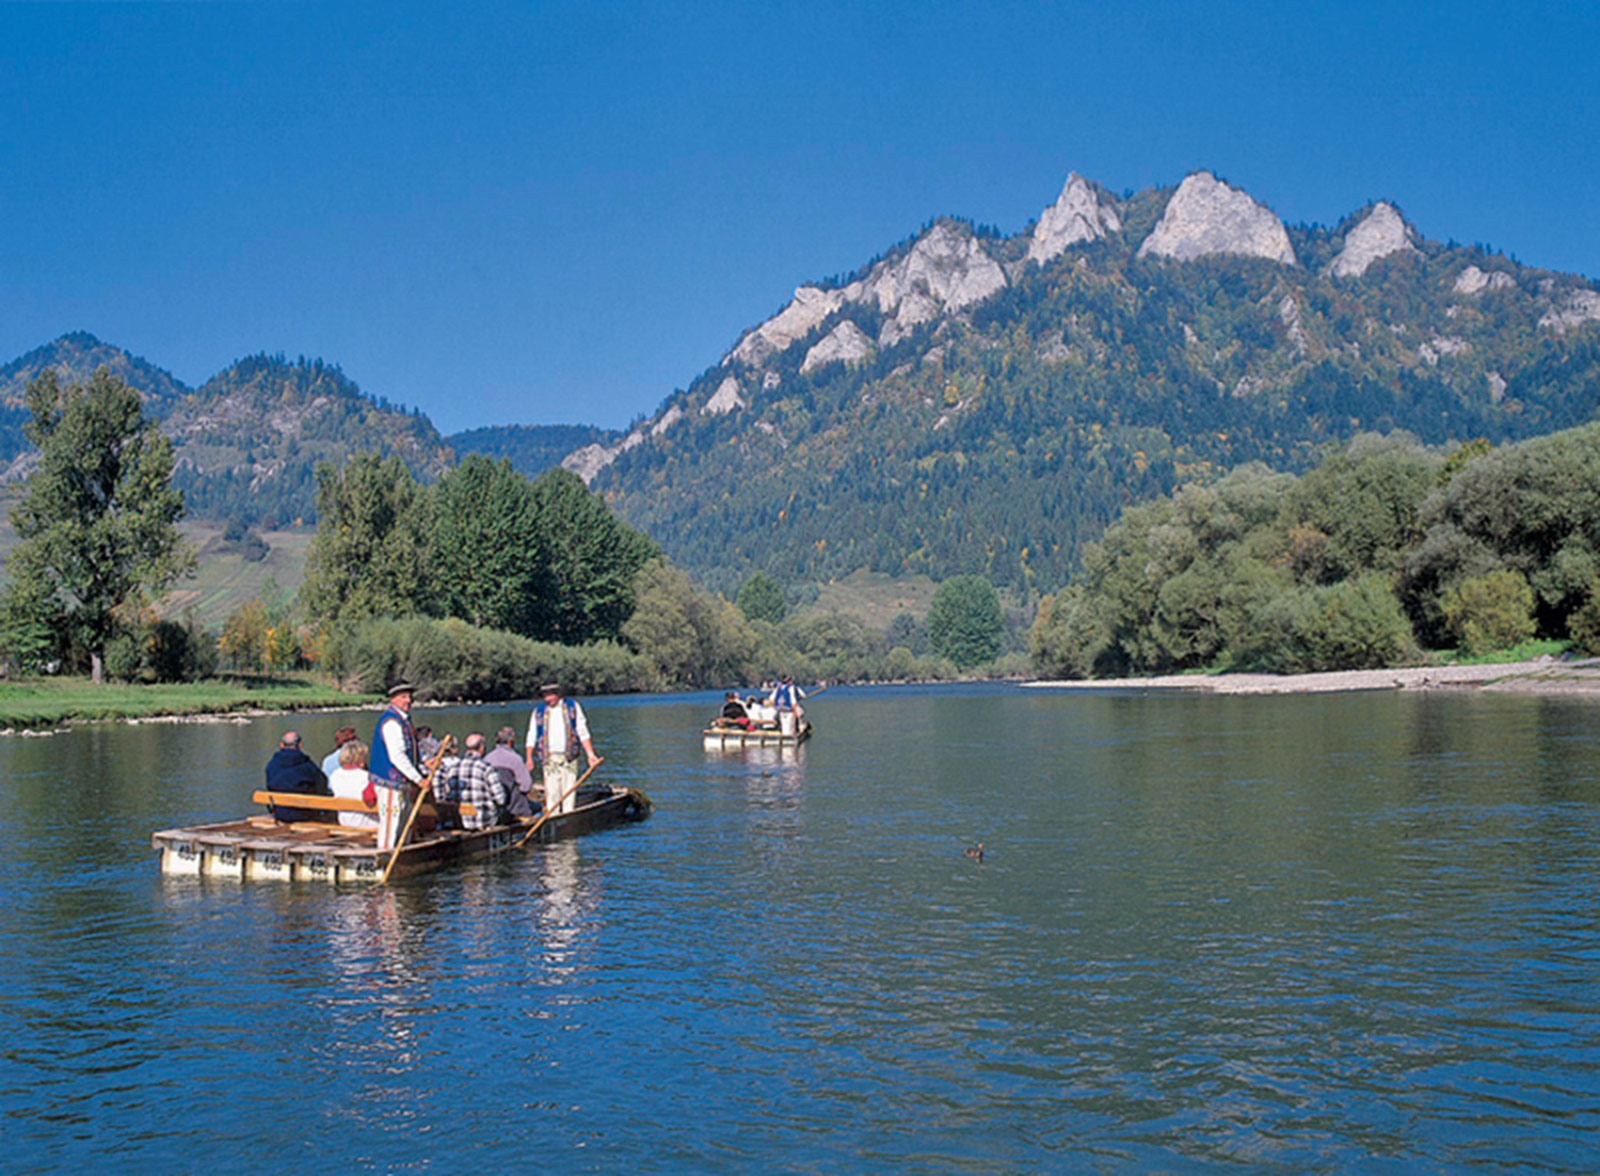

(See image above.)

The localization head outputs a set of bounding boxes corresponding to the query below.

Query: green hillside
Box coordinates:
[0,332,192,462]
[165,354,454,525]
[587,177,1600,596]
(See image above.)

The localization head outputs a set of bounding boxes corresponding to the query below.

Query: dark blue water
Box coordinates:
[3,685,1599,1173]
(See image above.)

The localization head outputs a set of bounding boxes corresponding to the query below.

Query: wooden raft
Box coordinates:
[702,720,813,748]
[150,786,652,883]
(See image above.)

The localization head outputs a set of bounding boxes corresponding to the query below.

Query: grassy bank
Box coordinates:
[0,675,377,730]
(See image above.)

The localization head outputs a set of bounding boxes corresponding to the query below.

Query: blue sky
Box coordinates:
[2,1,1596,434]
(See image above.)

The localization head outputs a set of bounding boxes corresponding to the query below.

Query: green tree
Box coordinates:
[430,454,551,633]
[300,453,434,625]
[1441,570,1536,655]
[1030,585,1109,679]
[1567,582,1600,655]
[928,575,1005,668]
[736,571,788,624]
[528,469,659,644]
[3,369,192,682]
[622,559,757,688]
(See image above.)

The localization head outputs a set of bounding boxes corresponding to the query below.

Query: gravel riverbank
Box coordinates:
[1025,657,1600,697]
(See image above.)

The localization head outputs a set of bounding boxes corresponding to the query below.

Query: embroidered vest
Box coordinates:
[533,698,579,763]
[370,704,418,784]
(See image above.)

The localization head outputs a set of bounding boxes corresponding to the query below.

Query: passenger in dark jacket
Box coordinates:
[264,730,330,823]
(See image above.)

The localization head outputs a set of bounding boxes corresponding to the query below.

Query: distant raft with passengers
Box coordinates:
[703,680,817,748]
[151,782,651,884]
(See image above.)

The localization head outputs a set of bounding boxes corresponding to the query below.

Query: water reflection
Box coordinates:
[531,841,596,985]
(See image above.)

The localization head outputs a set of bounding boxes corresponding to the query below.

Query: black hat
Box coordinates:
[539,682,562,695]
[387,681,418,697]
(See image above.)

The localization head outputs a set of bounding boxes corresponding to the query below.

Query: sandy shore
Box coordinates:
[1025,657,1600,697]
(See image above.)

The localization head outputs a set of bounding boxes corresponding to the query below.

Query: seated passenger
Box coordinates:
[321,725,359,777]
[484,725,536,818]
[416,725,442,761]
[719,691,752,728]
[445,732,512,830]
[327,740,380,829]
[264,730,330,823]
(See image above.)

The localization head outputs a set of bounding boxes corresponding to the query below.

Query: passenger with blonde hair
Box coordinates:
[327,740,380,830]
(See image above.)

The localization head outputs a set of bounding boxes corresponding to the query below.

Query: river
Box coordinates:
[3,684,1598,1173]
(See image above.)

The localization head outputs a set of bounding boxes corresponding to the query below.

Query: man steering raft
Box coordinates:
[369,680,426,850]
[525,682,603,818]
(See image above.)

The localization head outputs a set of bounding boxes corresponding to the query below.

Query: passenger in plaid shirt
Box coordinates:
[439,732,511,830]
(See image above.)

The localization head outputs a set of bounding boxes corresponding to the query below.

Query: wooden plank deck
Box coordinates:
[151,786,651,883]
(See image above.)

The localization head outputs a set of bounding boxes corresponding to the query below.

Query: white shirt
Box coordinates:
[328,766,380,829]
[528,698,590,759]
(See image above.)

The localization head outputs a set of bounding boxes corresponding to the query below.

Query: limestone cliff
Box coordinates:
[1027,172,1121,264]
[1329,203,1418,277]
[1137,172,1296,266]
[1540,289,1600,332]
[726,220,1007,367]
[703,376,744,416]
[1454,265,1517,295]
[801,320,874,374]
[728,285,847,367]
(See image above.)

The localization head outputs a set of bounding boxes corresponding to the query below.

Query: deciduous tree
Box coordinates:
[301,454,434,625]
[3,369,191,682]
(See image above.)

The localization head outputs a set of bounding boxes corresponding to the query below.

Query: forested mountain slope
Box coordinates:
[0,339,454,525]
[447,423,620,480]
[0,332,192,463]
[583,171,1600,594]
[165,355,452,524]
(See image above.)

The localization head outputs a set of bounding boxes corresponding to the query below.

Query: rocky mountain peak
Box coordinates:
[1027,172,1122,264]
[1329,202,1418,278]
[1137,171,1297,266]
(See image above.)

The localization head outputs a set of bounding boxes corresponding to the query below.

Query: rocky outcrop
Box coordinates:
[562,427,644,484]
[1540,289,1600,332]
[702,376,744,416]
[1027,172,1121,264]
[860,221,1007,312]
[727,221,1007,366]
[562,443,616,483]
[650,405,684,436]
[1278,295,1309,353]
[801,320,874,374]
[1138,172,1296,266]
[728,285,846,367]
[1419,336,1470,365]
[1329,203,1418,277]
[1454,265,1516,295]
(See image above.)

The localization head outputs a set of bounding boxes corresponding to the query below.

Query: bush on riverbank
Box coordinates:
[1033,426,1600,679]
[323,616,652,700]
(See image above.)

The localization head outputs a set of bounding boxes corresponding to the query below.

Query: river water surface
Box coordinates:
[3,684,1598,1173]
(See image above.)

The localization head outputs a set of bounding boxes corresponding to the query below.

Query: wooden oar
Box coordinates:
[379,734,455,885]
[514,760,600,850]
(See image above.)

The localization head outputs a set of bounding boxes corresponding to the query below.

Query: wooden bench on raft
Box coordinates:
[251,790,477,835]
